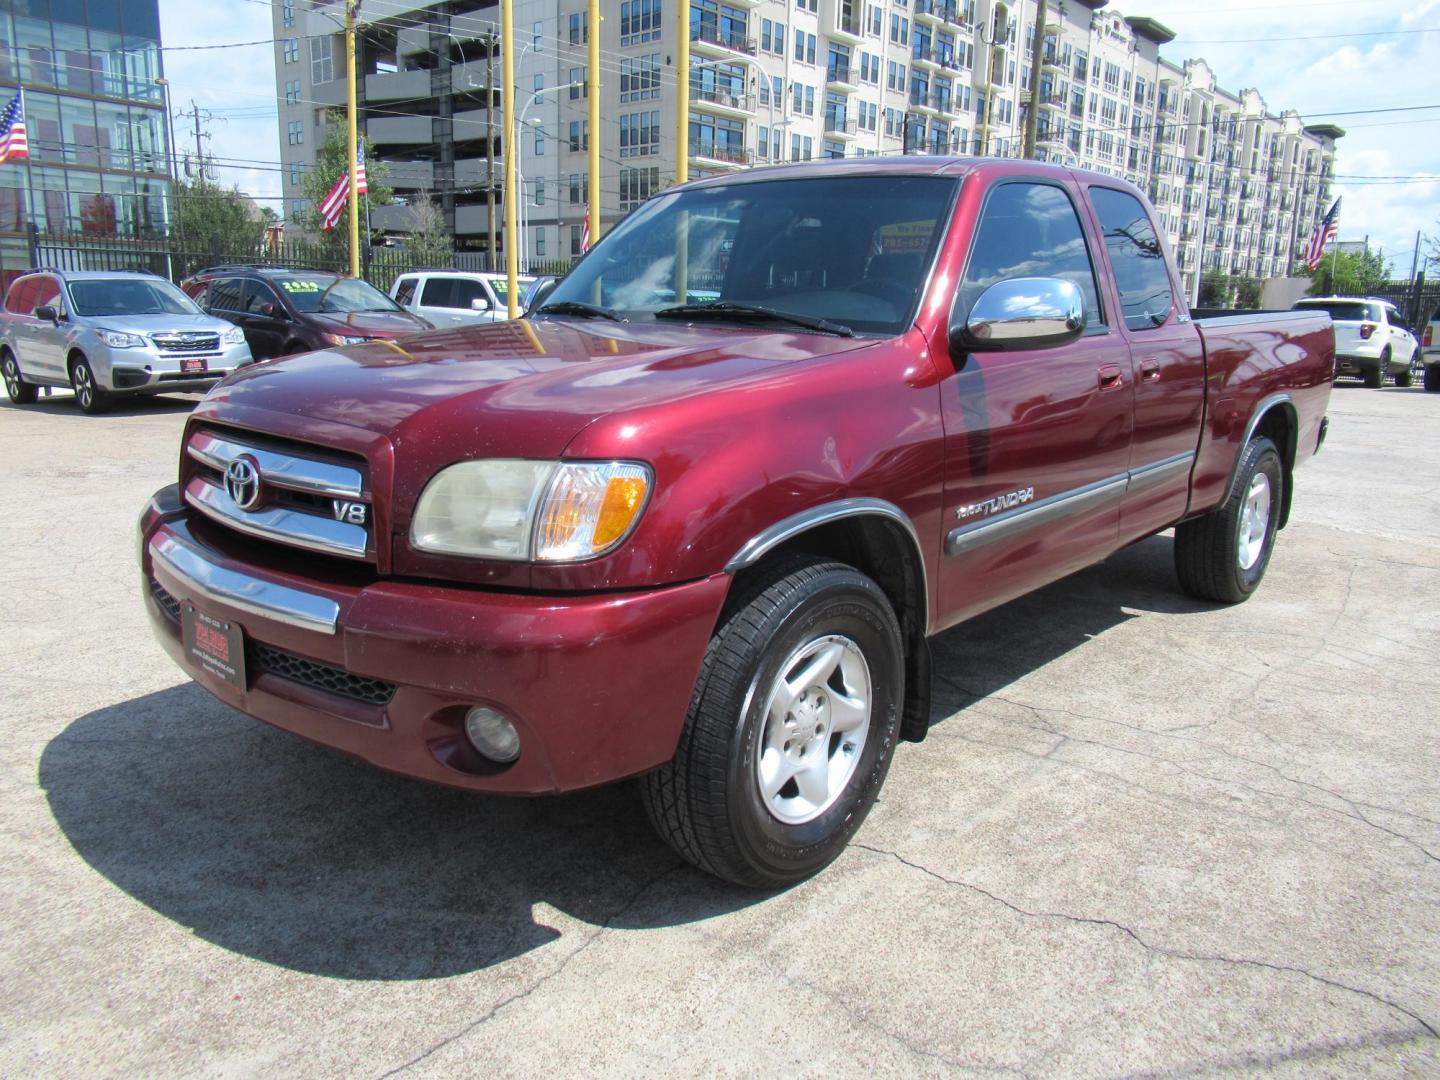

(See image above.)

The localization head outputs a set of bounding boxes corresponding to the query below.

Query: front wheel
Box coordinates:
[1397,350,1418,388]
[1,351,37,404]
[1174,436,1284,604]
[70,355,110,414]
[640,558,904,889]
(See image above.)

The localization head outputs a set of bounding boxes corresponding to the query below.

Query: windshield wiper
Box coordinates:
[536,300,623,322]
[654,302,854,337]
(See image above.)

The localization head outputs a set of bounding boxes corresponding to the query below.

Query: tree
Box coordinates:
[172,172,267,254]
[1304,247,1389,296]
[292,111,393,262]
[402,191,452,267]
[1233,276,1262,309]
[1198,273,1232,306]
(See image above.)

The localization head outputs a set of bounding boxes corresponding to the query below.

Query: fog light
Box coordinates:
[464,706,520,763]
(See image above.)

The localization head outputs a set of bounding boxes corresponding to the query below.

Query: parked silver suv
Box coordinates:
[0,270,252,414]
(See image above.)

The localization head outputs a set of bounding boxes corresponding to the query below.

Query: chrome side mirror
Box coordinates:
[951,277,1086,354]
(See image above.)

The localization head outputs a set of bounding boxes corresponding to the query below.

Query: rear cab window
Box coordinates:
[1089,186,1176,331]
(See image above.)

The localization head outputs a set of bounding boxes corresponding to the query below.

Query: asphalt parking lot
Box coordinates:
[2,380,1437,1077]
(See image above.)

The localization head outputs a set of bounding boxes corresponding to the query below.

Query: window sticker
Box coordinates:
[280,280,323,293]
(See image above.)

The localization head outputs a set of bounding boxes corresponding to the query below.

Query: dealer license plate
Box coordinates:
[181,357,207,374]
[182,603,246,688]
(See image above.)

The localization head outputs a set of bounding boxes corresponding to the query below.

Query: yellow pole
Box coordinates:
[502,0,518,318]
[345,0,360,277]
[675,0,689,184]
[587,0,601,249]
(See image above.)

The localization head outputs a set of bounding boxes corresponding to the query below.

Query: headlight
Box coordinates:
[411,459,652,562]
[322,332,369,346]
[221,326,246,345]
[100,330,145,348]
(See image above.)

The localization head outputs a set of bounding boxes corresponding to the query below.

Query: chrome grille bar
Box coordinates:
[185,476,369,560]
[187,429,364,500]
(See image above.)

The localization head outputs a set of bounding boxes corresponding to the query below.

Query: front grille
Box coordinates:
[251,642,397,706]
[150,579,181,622]
[153,332,221,353]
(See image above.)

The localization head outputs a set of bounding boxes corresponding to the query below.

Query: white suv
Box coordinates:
[389,271,534,328]
[1292,296,1420,389]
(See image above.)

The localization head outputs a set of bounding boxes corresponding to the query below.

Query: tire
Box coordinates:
[1397,350,1419,388]
[69,355,110,414]
[640,558,905,889]
[1364,350,1387,389]
[1,351,37,405]
[1175,436,1284,604]
[1426,362,1440,393]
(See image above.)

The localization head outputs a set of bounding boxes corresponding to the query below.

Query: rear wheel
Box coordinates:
[1,351,37,404]
[1175,436,1283,604]
[69,355,110,414]
[1397,350,1419,388]
[640,558,904,889]
[1364,350,1388,389]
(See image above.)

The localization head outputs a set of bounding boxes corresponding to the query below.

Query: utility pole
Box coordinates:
[676,0,689,184]
[345,0,360,278]
[1022,2,1045,159]
[183,100,212,180]
[486,34,496,273]
[586,0,600,250]
[502,0,518,317]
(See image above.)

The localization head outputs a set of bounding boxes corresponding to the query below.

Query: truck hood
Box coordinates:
[200,317,878,459]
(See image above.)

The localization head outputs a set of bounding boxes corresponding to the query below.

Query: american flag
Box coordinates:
[1304,197,1341,271]
[0,89,28,165]
[318,148,368,232]
[580,206,590,252]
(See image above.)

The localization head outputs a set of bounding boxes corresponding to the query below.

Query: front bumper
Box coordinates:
[104,342,253,393]
[139,485,730,795]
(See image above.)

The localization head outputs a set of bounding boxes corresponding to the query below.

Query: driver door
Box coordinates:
[935,177,1134,631]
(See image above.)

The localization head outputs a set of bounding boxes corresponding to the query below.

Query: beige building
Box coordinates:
[272,0,1340,292]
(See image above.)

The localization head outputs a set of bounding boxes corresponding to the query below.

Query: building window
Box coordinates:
[620,0,662,45]
[310,37,333,84]
[287,120,303,145]
[282,0,295,28]
[620,110,660,157]
[689,114,745,162]
[569,12,588,44]
[571,224,582,254]
[620,166,660,210]
[533,21,543,49]
[570,67,587,99]
[535,177,545,205]
[568,119,590,152]
[288,161,303,185]
[535,227,546,257]
[794,31,816,65]
[284,79,301,104]
[620,54,661,102]
[534,125,545,155]
[282,38,299,64]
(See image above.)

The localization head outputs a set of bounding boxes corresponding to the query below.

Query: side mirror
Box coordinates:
[34,305,59,324]
[525,276,560,315]
[950,277,1086,356]
[259,302,278,317]
[470,297,492,311]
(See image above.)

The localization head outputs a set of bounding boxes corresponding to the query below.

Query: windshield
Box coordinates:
[68,278,202,317]
[542,174,957,335]
[273,274,404,314]
[1295,301,1379,323]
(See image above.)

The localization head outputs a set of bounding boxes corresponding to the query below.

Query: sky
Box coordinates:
[157,0,1440,275]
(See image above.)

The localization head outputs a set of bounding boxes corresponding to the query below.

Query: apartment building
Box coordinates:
[272,0,1339,290]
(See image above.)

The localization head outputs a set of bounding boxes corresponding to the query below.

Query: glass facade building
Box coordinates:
[0,0,169,271]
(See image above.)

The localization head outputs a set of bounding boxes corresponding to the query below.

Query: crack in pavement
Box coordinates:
[937,674,1440,864]
[373,861,689,1078]
[852,843,1439,1042]
[1118,1024,1436,1078]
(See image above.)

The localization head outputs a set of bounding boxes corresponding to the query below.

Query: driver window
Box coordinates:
[958,181,1104,330]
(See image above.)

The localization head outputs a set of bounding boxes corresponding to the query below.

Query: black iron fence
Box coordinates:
[17,231,573,293]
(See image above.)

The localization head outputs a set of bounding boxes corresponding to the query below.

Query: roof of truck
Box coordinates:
[679,155,1135,192]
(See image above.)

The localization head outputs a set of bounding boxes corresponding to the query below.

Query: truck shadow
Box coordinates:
[40,535,1212,982]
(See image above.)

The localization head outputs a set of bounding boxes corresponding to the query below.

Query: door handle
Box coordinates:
[1098,363,1124,390]
[1139,358,1161,382]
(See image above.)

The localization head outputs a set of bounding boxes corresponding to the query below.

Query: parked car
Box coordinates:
[1292,295,1419,388]
[389,270,534,327]
[0,269,252,414]
[180,266,432,360]
[140,159,1334,888]
[1421,303,1440,392]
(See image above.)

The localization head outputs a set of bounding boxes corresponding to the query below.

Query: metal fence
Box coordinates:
[21,231,573,292]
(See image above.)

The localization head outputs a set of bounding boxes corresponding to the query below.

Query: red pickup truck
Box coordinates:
[139,159,1333,888]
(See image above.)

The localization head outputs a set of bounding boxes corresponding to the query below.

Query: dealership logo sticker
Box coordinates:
[225,457,262,510]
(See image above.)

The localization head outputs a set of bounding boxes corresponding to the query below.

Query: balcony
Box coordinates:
[914,0,965,27]
[365,68,431,103]
[908,88,940,114]
[826,62,858,90]
[692,85,755,118]
[824,112,859,137]
[366,114,433,147]
[688,141,752,170]
[911,42,941,69]
[691,24,757,57]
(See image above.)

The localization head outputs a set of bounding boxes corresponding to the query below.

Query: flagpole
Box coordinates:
[345,0,360,278]
[18,87,38,265]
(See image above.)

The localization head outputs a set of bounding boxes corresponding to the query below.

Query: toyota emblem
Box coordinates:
[225,457,262,510]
